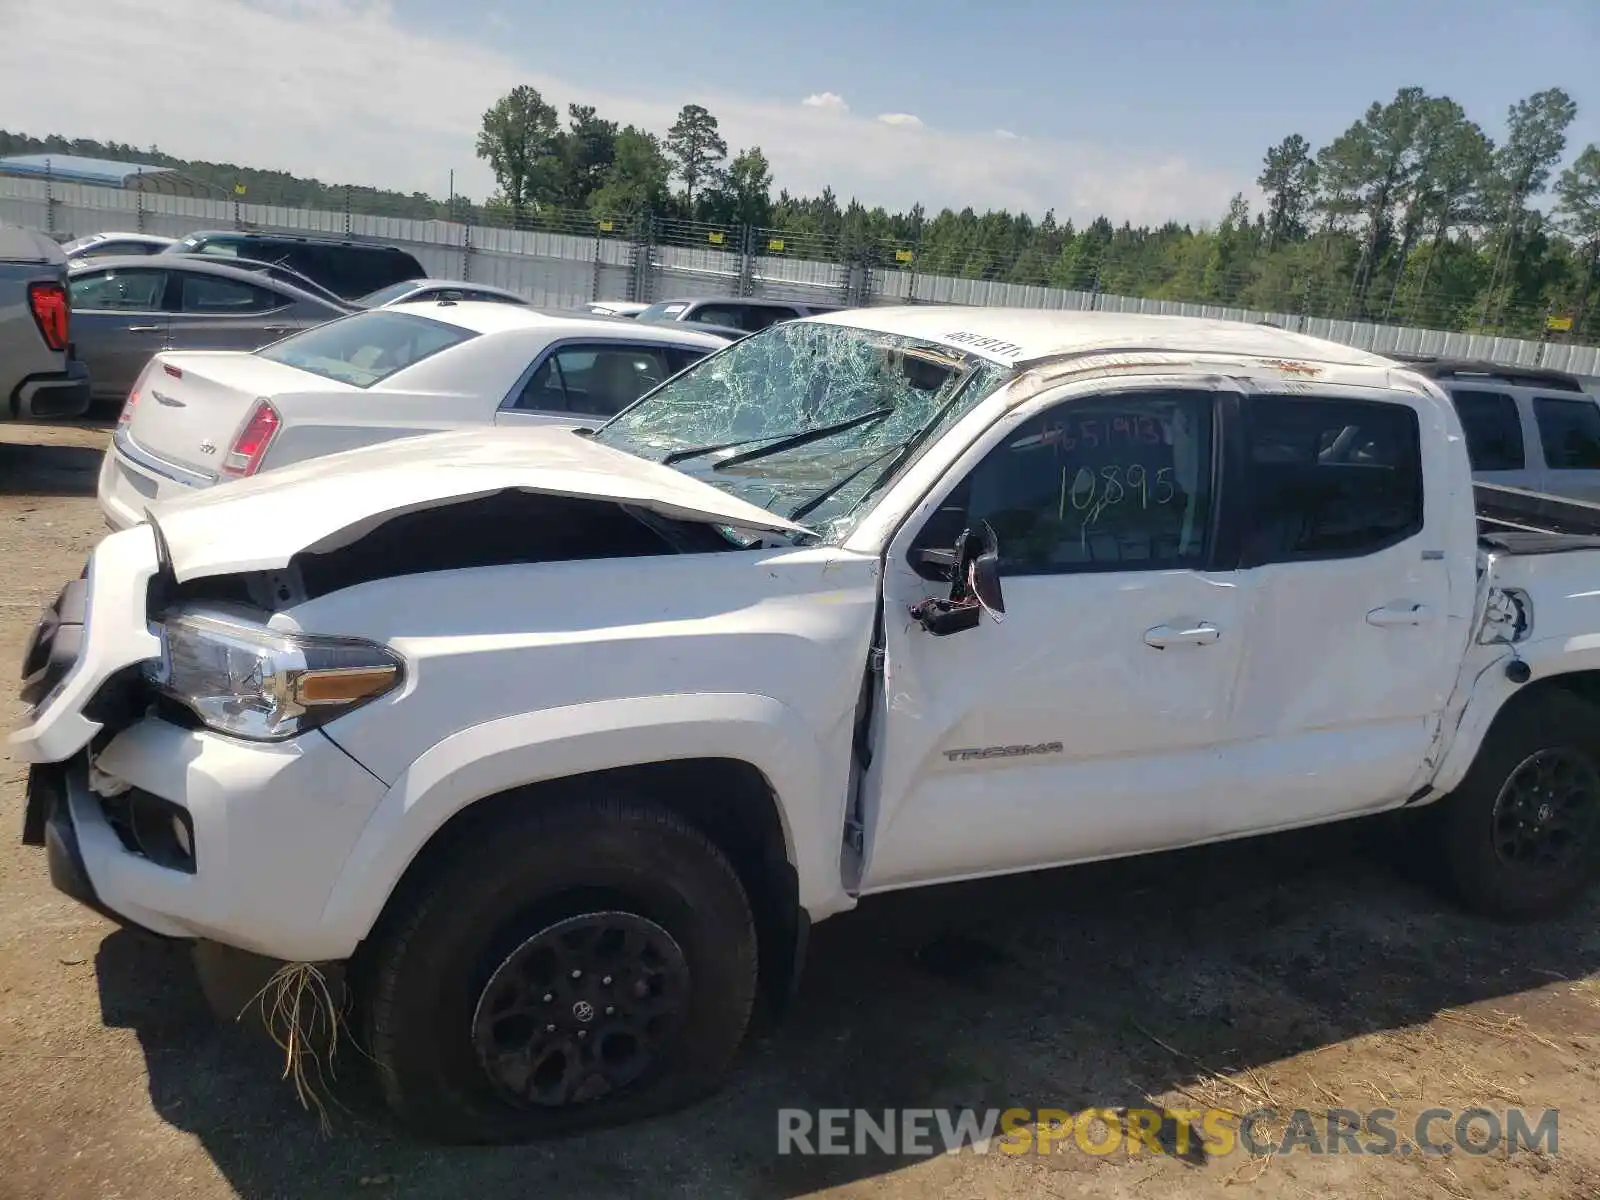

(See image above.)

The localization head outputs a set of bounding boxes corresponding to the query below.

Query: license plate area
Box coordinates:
[120,462,160,499]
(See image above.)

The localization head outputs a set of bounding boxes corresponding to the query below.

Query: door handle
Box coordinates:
[124,324,161,332]
[1366,602,1429,627]
[1143,622,1221,649]
[263,325,298,333]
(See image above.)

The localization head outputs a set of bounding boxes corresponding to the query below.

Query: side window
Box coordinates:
[512,344,676,417]
[924,391,1215,575]
[513,355,573,412]
[179,273,283,313]
[666,346,714,374]
[89,241,150,257]
[67,269,167,311]
[692,304,751,330]
[1449,389,1525,471]
[1243,396,1423,565]
[1533,396,1600,470]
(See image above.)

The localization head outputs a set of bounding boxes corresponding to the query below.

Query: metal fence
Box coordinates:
[5,172,1598,380]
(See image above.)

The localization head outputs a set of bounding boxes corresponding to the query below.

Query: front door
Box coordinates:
[1445,386,1541,493]
[859,384,1250,891]
[66,265,171,401]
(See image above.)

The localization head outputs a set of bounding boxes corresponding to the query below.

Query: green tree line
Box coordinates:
[6,80,1600,340]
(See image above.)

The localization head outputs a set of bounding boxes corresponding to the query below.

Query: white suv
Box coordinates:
[1406,358,1600,502]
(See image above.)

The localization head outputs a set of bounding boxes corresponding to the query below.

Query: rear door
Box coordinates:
[1222,386,1469,828]
[496,340,694,426]
[1531,393,1600,501]
[66,265,171,400]
[164,270,313,353]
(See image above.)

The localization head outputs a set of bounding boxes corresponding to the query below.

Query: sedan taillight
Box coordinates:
[222,399,281,478]
[27,282,69,352]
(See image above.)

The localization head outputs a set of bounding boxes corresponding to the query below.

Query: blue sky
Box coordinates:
[4,0,1597,226]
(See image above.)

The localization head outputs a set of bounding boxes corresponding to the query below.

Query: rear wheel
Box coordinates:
[364,794,758,1143]
[1434,691,1600,920]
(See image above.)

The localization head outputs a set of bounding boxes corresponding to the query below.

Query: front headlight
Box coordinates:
[145,608,404,741]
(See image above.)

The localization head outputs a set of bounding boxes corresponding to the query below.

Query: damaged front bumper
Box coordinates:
[14,523,394,968]
[20,722,390,962]
[24,755,353,1023]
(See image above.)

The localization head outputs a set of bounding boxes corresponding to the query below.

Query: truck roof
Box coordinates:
[808,305,1398,371]
[0,224,67,266]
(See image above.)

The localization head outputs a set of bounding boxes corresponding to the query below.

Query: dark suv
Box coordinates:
[164,231,426,301]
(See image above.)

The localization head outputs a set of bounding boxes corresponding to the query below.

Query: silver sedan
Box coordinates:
[65,255,348,402]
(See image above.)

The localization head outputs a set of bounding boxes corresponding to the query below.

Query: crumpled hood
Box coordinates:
[145,425,810,582]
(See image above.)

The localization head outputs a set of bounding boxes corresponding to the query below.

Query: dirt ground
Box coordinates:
[5,422,1600,1200]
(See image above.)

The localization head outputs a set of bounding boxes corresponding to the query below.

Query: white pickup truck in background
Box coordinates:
[14,306,1600,1145]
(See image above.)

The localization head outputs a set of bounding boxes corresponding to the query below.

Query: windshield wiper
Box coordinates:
[789,440,911,522]
[711,407,894,472]
[661,406,893,468]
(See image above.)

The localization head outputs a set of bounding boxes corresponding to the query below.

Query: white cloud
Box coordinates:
[801,92,849,113]
[875,113,924,129]
[0,0,1243,225]
[995,129,1021,140]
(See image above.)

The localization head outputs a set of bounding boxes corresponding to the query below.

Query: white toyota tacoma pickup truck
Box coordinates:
[15,306,1600,1144]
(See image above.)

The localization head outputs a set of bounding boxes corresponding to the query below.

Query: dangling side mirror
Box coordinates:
[909,521,1006,637]
[967,522,1006,619]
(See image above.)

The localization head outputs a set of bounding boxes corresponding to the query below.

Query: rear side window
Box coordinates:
[179,273,283,313]
[1533,396,1600,469]
[257,310,475,387]
[1243,396,1423,565]
[1449,389,1525,471]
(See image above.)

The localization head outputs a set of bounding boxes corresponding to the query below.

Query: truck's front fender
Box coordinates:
[1427,634,1600,797]
[318,692,856,954]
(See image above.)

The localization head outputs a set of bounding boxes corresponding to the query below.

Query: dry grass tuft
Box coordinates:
[240,962,354,1136]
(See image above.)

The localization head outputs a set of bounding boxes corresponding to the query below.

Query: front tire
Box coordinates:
[364,794,758,1143]
[1435,690,1600,921]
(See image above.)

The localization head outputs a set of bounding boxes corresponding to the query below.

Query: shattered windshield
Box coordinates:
[593,320,1003,541]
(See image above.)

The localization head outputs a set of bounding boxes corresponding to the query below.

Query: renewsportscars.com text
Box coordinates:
[776,1106,1559,1158]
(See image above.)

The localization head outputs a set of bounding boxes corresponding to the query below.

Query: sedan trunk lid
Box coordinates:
[124,351,355,478]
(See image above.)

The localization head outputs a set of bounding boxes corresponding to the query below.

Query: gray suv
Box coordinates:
[0,225,90,420]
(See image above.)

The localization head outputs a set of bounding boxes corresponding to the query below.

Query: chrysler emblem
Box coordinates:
[198,440,217,455]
